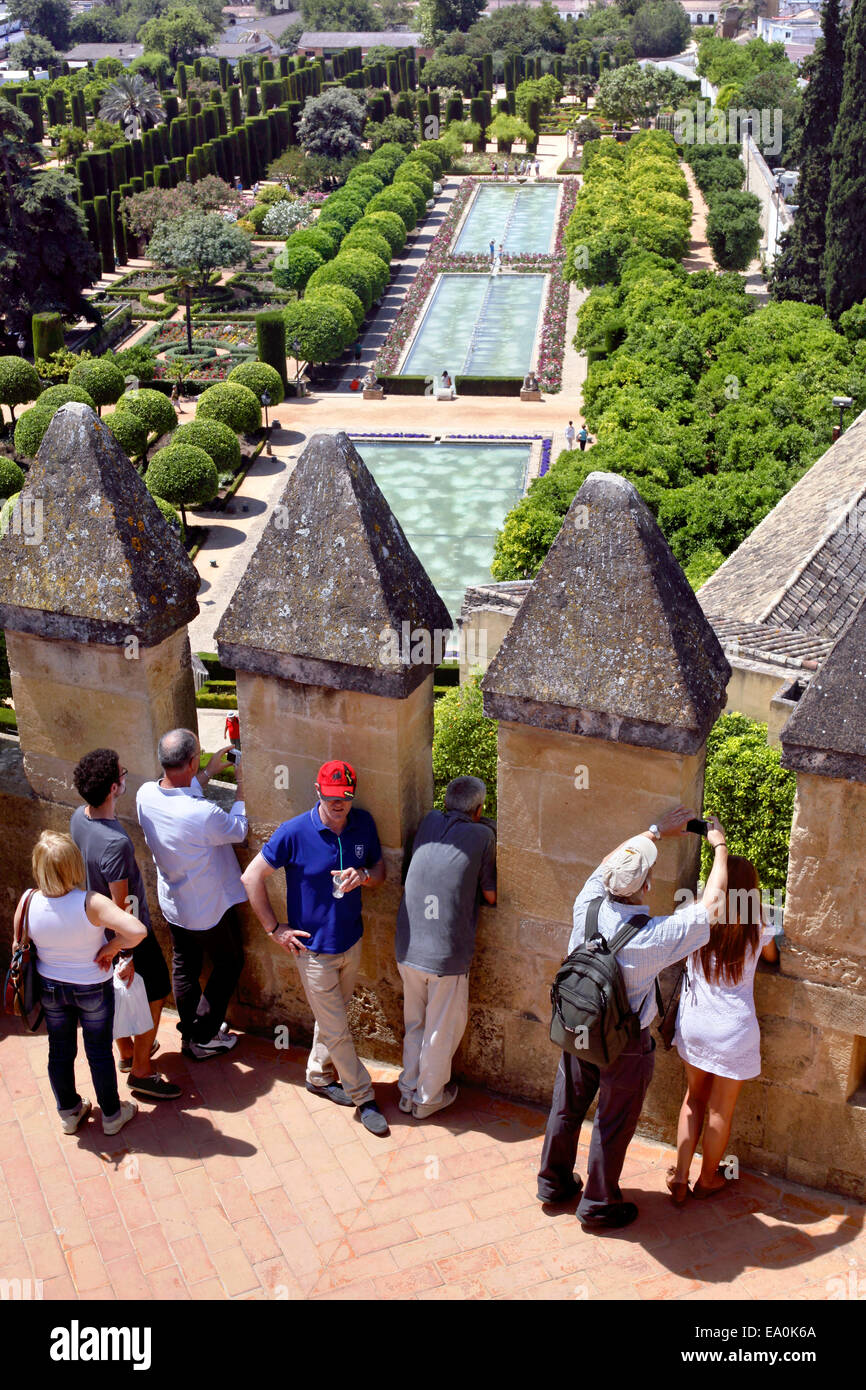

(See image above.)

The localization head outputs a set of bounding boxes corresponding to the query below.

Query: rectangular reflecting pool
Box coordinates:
[400,274,546,378]
[454,182,559,255]
[352,439,530,626]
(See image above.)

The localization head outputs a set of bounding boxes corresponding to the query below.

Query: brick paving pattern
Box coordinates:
[2,1016,863,1301]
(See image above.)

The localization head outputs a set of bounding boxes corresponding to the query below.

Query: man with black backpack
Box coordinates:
[537,805,729,1231]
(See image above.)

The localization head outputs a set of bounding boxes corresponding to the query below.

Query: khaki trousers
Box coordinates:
[295,940,374,1106]
[397,962,469,1117]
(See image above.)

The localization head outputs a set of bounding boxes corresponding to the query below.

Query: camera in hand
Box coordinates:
[226,748,241,765]
[687,818,708,836]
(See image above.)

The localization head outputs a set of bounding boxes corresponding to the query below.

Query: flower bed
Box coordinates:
[375,177,579,392]
[143,321,259,352]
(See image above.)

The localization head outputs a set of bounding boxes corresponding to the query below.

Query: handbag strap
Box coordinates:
[14,889,36,951]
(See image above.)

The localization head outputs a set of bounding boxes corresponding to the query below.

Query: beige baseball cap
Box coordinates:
[602,835,658,898]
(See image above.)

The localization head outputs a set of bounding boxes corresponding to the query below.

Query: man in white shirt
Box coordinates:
[136,728,248,1060]
[536,805,729,1231]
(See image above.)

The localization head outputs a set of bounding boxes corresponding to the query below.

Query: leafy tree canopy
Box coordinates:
[9,33,59,68]
[147,210,251,287]
[137,4,216,65]
[8,0,71,50]
[300,0,381,26]
[298,88,365,160]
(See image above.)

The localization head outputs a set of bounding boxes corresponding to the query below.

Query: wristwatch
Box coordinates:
[359,867,370,884]
[648,824,661,841]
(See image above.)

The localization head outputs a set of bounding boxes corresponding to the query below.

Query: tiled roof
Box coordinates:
[707,616,833,671]
[298,31,421,46]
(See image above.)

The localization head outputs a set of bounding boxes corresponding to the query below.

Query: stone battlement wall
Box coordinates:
[1,410,864,1201]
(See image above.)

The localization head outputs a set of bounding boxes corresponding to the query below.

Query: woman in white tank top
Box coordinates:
[14,831,145,1137]
[667,855,779,1202]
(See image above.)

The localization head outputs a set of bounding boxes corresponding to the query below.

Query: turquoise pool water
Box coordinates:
[353,440,530,626]
[454,183,560,255]
[400,274,546,379]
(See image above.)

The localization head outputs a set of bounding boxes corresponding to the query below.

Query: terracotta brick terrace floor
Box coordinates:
[2,1014,864,1302]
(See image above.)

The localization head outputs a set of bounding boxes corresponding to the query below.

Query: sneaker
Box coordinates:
[103,1100,138,1136]
[398,1094,414,1114]
[118,1041,160,1074]
[60,1099,92,1135]
[128,1073,182,1100]
[306,1081,354,1107]
[412,1085,458,1119]
[358,1101,390,1137]
[183,1033,238,1060]
[580,1201,639,1233]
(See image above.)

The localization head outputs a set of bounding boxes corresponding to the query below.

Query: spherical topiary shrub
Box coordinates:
[116,388,177,441]
[174,418,241,474]
[394,162,434,200]
[0,357,41,421]
[68,359,126,414]
[288,226,339,261]
[13,406,52,459]
[343,171,385,203]
[367,142,407,177]
[305,283,365,335]
[366,187,418,232]
[0,456,26,499]
[336,248,389,301]
[362,211,407,256]
[405,146,443,178]
[0,491,21,536]
[227,360,285,407]
[283,300,355,363]
[153,493,184,540]
[306,259,373,314]
[316,206,360,238]
[145,443,219,524]
[196,382,261,434]
[340,227,392,266]
[105,407,148,460]
[322,191,367,223]
[37,384,97,412]
[273,244,324,293]
[388,176,426,219]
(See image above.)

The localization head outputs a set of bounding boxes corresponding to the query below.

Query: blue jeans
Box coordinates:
[39,978,120,1121]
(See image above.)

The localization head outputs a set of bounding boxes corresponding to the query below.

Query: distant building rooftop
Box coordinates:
[63,42,143,62]
[298,30,422,48]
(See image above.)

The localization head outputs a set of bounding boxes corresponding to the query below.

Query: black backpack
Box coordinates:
[549,897,658,1066]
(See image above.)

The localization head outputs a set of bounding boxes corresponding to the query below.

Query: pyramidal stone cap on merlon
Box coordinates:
[482,472,731,753]
[216,431,453,697]
[0,403,199,646]
[780,594,866,783]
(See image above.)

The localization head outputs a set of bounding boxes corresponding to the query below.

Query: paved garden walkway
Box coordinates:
[1,1014,863,1301]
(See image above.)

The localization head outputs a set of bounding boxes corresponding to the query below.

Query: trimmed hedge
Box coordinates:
[393,161,434,199]
[0,457,25,498]
[227,360,285,406]
[307,258,373,314]
[196,381,261,433]
[366,187,418,231]
[13,406,52,458]
[32,312,64,362]
[256,310,288,391]
[174,418,242,473]
[153,493,184,540]
[340,227,392,265]
[0,357,41,418]
[36,384,97,412]
[288,225,339,260]
[283,299,355,361]
[273,243,323,291]
[376,375,524,395]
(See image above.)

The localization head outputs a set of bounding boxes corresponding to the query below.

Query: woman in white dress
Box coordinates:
[667,855,779,1202]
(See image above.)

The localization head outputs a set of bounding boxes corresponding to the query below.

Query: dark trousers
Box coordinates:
[537,1029,656,1220]
[169,908,244,1045]
[40,978,120,1120]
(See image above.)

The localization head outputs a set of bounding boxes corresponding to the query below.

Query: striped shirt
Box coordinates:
[569,865,711,1028]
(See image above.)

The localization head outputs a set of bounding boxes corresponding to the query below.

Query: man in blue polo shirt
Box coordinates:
[241,760,389,1136]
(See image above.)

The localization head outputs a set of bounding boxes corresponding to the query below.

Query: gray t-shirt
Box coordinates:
[70,805,152,932]
[396,810,496,975]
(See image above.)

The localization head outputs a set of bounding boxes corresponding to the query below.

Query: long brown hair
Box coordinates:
[698,855,762,987]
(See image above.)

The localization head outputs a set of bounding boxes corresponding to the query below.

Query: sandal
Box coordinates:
[666,1167,690,1206]
[691,1177,729,1200]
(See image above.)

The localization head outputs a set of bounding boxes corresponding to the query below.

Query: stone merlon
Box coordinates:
[0,404,200,646]
[482,472,731,752]
[216,431,452,696]
[780,594,866,783]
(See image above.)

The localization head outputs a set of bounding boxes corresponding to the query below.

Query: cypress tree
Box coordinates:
[771,0,844,305]
[176,64,187,98]
[94,195,115,275]
[228,85,242,128]
[824,0,866,319]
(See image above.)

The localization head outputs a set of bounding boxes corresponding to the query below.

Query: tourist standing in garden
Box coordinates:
[240,760,390,1136]
[565,420,576,450]
[395,777,496,1118]
[489,239,495,261]
[537,808,729,1231]
[136,730,247,1060]
[667,857,779,1203]
[15,831,145,1136]
[578,425,590,450]
[70,748,181,1102]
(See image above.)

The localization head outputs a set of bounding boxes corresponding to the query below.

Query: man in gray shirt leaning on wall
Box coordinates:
[396,776,497,1119]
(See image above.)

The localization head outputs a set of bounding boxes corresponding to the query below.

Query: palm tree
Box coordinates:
[99,75,165,143]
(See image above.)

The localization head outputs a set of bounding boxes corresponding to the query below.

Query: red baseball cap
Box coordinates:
[316,760,357,798]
